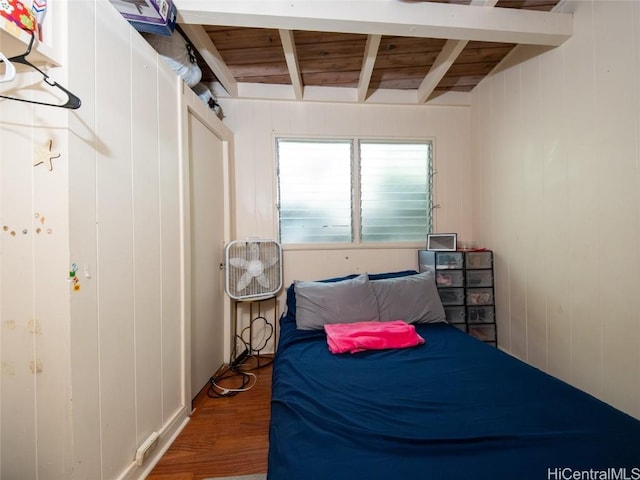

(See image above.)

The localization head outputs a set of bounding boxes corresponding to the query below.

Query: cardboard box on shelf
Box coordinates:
[110,0,177,36]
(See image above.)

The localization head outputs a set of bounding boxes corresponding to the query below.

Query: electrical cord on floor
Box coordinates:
[207,362,256,398]
[207,315,275,398]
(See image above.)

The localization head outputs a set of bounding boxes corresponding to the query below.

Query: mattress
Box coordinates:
[268,280,640,480]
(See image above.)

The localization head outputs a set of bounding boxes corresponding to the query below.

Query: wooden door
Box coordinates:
[188,111,226,399]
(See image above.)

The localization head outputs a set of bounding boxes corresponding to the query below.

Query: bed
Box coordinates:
[267,270,640,480]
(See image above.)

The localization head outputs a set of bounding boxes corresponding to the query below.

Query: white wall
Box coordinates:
[0,4,72,479]
[218,99,475,287]
[471,0,640,419]
[1,1,190,478]
[218,99,474,354]
[0,60,71,480]
[67,2,188,478]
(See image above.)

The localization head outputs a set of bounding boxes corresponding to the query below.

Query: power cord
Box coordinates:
[207,362,256,398]
[207,314,275,399]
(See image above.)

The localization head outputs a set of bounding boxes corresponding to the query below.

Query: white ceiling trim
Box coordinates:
[210,82,472,107]
[175,0,573,46]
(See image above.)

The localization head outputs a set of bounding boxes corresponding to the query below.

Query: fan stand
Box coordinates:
[231,295,278,369]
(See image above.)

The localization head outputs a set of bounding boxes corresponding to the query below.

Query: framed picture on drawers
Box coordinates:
[426,233,457,251]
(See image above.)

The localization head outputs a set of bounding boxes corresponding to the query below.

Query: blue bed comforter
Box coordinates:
[268,318,640,480]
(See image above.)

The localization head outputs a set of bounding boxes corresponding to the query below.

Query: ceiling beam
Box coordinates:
[357,34,381,103]
[179,24,238,97]
[417,0,498,103]
[279,29,303,100]
[417,39,468,104]
[175,0,572,46]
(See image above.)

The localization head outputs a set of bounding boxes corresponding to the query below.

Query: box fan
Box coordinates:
[213,239,282,397]
[224,239,283,301]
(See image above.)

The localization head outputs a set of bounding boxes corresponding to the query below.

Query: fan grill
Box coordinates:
[225,240,282,300]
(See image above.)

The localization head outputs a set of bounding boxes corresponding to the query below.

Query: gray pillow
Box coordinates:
[371,271,445,324]
[294,273,380,330]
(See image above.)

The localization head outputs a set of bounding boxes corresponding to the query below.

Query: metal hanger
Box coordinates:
[0,32,81,109]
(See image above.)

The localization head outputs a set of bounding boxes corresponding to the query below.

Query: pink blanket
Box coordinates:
[324,320,425,354]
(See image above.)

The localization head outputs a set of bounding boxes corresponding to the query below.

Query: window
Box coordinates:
[276,138,433,245]
[277,139,353,243]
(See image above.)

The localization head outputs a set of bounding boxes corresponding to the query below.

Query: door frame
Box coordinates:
[180,84,234,403]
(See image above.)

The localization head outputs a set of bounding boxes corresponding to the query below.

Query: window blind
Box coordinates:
[359,141,431,243]
[277,139,353,244]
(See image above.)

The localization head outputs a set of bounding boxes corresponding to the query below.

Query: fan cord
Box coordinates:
[207,315,274,399]
[207,363,256,398]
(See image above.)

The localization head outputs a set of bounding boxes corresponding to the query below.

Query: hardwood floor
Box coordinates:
[147,356,273,480]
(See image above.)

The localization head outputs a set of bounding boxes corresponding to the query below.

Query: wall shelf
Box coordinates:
[0,17,59,66]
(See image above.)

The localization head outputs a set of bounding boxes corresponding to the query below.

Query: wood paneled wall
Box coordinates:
[67,2,187,479]
[0,72,71,480]
[1,1,189,479]
[218,99,475,289]
[471,0,640,419]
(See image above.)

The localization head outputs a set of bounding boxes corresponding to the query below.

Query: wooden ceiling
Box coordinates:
[176,0,569,105]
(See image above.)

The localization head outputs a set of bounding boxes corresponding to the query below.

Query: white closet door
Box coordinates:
[188,112,226,399]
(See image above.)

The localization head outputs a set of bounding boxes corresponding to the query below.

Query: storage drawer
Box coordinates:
[435,252,464,270]
[465,251,493,269]
[467,306,495,324]
[418,250,432,273]
[468,324,496,342]
[444,306,466,324]
[465,270,493,287]
[466,288,494,305]
[438,288,465,306]
[436,270,464,287]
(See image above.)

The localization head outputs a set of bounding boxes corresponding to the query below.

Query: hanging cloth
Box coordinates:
[0,0,36,33]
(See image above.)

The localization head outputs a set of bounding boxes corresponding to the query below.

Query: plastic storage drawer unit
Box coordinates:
[444,306,466,324]
[468,324,496,343]
[467,306,495,323]
[465,270,493,287]
[465,251,493,269]
[466,288,494,306]
[434,252,464,270]
[439,288,465,306]
[436,270,464,287]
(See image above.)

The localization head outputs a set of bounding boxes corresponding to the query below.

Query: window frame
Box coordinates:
[275,135,435,250]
